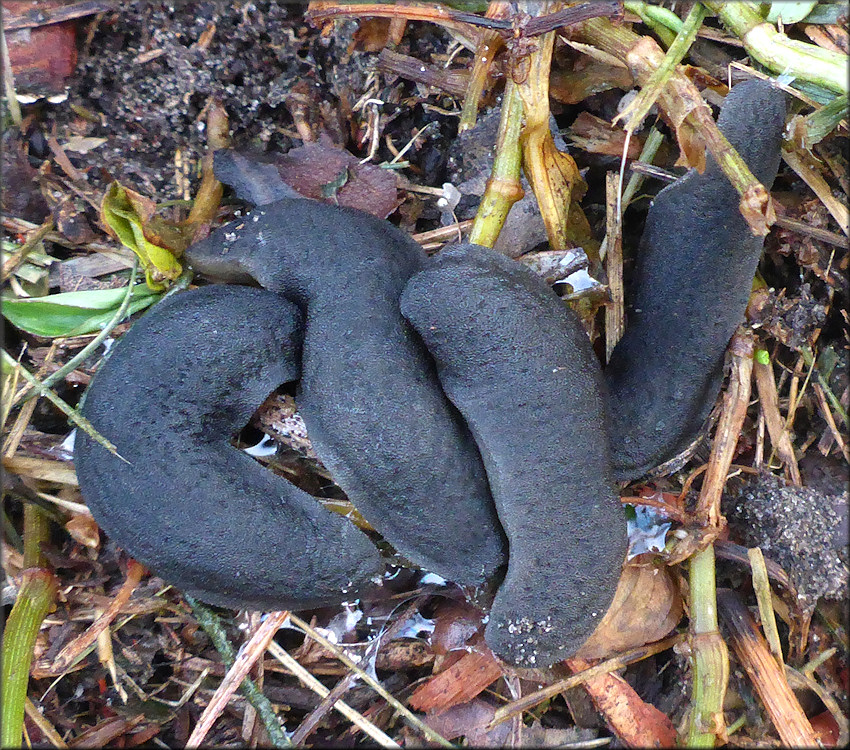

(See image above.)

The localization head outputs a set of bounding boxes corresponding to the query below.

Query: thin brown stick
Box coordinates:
[289,671,358,745]
[774,215,848,249]
[187,611,290,748]
[266,640,401,748]
[782,147,849,236]
[46,136,86,183]
[48,560,146,673]
[1,217,55,282]
[412,219,474,248]
[813,382,850,463]
[488,634,683,728]
[604,171,625,361]
[286,613,452,747]
[24,697,68,748]
[695,331,755,527]
[717,589,818,746]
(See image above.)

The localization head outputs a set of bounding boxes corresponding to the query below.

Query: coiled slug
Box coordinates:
[185,199,507,584]
[400,245,628,667]
[74,285,384,610]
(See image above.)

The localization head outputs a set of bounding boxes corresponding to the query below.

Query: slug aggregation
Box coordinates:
[74,80,786,667]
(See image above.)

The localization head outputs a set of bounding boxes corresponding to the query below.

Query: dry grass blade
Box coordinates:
[812,382,850,463]
[47,560,146,674]
[413,219,474,250]
[1,217,54,282]
[1,456,78,486]
[746,547,784,667]
[24,696,68,748]
[781,146,849,236]
[753,357,802,484]
[188,611,290,747]
[717,588,818,746]
[266,640,401,749]
[286,612,454,747]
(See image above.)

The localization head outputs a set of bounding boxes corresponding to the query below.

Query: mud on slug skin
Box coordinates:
[75,285,384,610]
[185,199,506,584]
[401,246,629,668]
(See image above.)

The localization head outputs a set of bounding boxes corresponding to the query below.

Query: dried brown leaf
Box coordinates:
[64,515,100,550]
[271,143,400,218]
[576,564,684,660]
[567,112,644,158]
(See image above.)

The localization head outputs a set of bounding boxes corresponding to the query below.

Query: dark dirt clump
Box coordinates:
[724,472,849,605]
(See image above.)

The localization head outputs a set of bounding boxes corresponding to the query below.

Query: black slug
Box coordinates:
[74,285,384,611]
[400,245,628,667]
[185,200,507,585]
[72,78,787,668]
[605,79,787,480]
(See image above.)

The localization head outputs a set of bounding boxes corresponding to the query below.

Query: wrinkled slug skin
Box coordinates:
[606,79,786,480]
[400,246,628,667]
[185,200,507,584]
[74,285,384,610]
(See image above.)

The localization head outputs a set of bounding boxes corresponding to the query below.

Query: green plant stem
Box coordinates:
[577,16,775,234]
[704,1,847,95]
[617,3,708,133]
[23,504,50,569]
[622,125,664,208]
[1,569,58,747]
[624,1,679,46]
[468,78,524,248]
[687,544,729,746]
[187,597,292,748]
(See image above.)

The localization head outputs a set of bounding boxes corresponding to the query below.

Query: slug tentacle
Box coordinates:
[75,285,384,611]
[605,79,787,480]
[186,199,507,584]
[400,245,628,667]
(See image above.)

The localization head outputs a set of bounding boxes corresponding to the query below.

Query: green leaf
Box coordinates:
[100,182,183,290]
[766,1,818,25]
[2,284,161,338]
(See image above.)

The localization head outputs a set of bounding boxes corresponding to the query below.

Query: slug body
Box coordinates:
[606,79,786,480]
[186,200,506,584]
[401,245,627,667]
[75,285,384,610]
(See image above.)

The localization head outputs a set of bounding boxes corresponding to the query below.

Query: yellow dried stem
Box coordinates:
[514,31,587,254]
